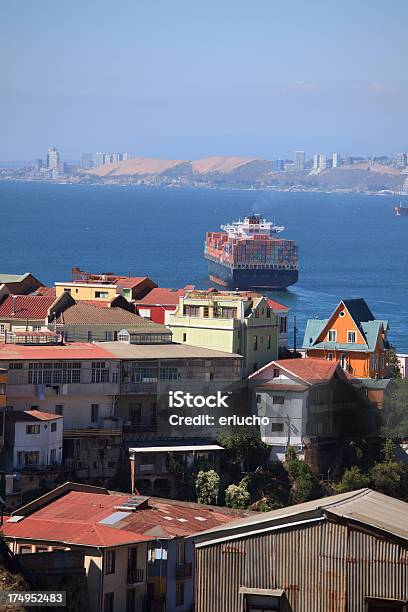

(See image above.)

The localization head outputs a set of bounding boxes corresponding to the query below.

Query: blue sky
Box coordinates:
[1,0,407,160]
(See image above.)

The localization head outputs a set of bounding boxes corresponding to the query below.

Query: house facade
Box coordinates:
[303,298,389,378]
[249,358,373,471]
[169,290,280,376]
[135,286,194,326]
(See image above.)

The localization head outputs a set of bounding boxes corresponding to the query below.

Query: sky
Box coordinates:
[1,0,408,161]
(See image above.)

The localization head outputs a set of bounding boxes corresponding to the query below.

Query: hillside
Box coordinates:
[85,155,407,192]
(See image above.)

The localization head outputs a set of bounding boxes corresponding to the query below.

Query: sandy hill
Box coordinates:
[88,156,262,177]
[88,158,187,177]
[338,163,401,175]
[191,156,259,174]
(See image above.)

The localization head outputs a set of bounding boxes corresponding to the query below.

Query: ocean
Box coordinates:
[1,181,407,350]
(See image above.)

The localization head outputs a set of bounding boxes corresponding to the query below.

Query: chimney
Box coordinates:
[11,295,17,316]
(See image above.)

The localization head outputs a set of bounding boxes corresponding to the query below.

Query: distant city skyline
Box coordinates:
[2,1,408,161]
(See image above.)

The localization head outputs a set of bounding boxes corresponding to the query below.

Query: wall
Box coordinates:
[194,520,408,612]
[55,283,118,301]
[13,417,63,468]
[102,543,148,612]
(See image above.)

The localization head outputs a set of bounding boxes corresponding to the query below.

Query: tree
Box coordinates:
[369,461,406,499]
[217,429,269,472]
[386,346,402,379]
[284,447,322,503]
[334,466,370,494]
[195,470,220,505]
[382,438,396,463]
[225,480,251,509]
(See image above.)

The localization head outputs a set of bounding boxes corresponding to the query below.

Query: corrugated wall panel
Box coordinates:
[195,521,408,612]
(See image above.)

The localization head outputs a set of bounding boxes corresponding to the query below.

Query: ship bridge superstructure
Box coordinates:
[220,214,284,238]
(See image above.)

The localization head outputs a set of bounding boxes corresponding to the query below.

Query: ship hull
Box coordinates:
[207,258,298,290]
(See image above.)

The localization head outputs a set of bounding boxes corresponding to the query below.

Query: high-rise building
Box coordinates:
[33,159,42,171]
[95,152,104,167]
[47,147,60,172]
[332,152,341,168]
[81,153,93,169]
[312,154,319,171]
[122,152,130,161]
[318,154,327,171]
[111,153,120,164]
[274,159,284,172]
[103,154,112,165]
[295,151,305,171]
[395,152,407,168]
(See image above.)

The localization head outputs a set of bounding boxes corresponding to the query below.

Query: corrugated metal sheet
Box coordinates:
[195,519,408,612]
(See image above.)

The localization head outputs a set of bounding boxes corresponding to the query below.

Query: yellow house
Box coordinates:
[168,290,279,375]
[55,269,156,303]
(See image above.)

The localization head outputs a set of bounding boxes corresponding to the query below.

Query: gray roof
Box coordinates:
[0,273,30,284]
[97,341,242,360]
[193,489,408,545]
[302,299,388,353]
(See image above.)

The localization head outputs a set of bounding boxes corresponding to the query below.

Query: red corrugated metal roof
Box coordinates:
[115,276,148,289]
[274,358,345,383]
[2,491,245,546]
[0,295,57,319]
[0,341,116,361]
[137,286,192,306]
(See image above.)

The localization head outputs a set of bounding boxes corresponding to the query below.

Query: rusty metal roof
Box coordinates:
[193,489,408,545]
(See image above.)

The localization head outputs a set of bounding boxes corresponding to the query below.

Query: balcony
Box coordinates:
[124,420,157,434]
[121,382,157,394]
[127,568,144,584]
[175,562,193,579]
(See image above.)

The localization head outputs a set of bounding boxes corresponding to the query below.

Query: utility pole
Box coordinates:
[293,316,297,354]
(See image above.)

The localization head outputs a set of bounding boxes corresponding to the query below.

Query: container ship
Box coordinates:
[204,214,298,290]
[395,204,408,216]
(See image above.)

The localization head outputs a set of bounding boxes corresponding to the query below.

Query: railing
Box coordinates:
[127,568,144,584]
[175,562,193,579]
[121,382,157,394]
[124,421,157,433]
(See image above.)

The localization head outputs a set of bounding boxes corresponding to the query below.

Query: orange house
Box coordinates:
[302,299,389,379]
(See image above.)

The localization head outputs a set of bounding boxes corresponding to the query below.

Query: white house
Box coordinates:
[5,410,63,469]
[249,358,366,463]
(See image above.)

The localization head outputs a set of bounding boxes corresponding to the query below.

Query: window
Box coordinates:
[0,324,5,334]
[266,308,271,318]
[51,422,57,432]
[55,405,63,415]
[9,362,23,369]
[104,331,113,341]
[328,330,337,342]
[50,448,56,463]
[271,422,284,432]
[176,582,185,607]
[256,394,262,405]
[182,333,187,342]
[105,550,116,574]
[267,335,271,349]
[87,331,93,342]
[92,362,109,382]
[91,404,99,423]
[103,593,114,612]
[347,331,356,343]
[327,352,334,361]
[63,288,71,294]
[203,306,209,317]
[95,291,109,299]
[255,309,260,318]
[118,329,130,342]
[35,546,48,553]
[32,325,42,331]
[25,451,39,466]
[28,362,81,384]
[126,589,136,612]
[273,368,280,378]
[18,545,32,554]
[253,336,258,350]
[219,307,237,319]
[280,316,287,333]
[272,396,285,405]
[0,384,5,395]
[183,305,200,317]
[176,540,186,565]
[159,367,179,380]
[129,403,141,423]
[26,424,40,434]
[123,289,131,299]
